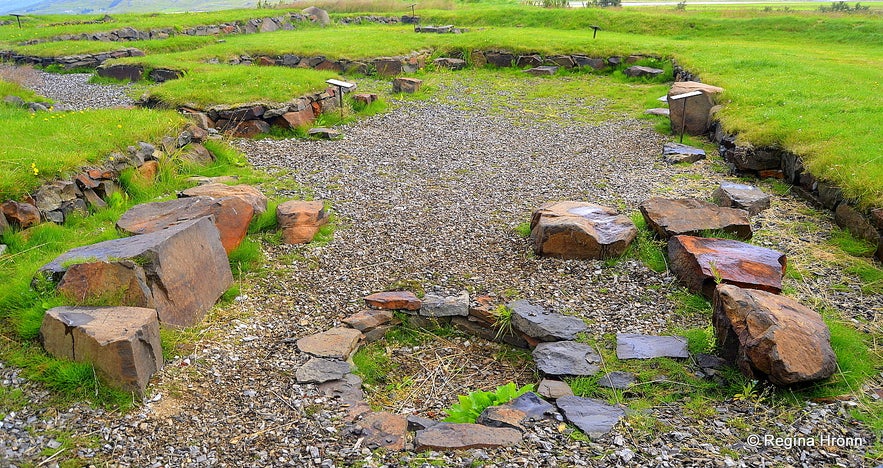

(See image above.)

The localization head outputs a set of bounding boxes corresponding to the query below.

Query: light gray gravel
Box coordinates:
[0,64,135,110]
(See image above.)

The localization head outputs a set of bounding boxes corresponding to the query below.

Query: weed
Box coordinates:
[845,261,883,294]
[829,228,877,257]
[491,304,514,340]
[514,221,532,238]
[443,382,534,423]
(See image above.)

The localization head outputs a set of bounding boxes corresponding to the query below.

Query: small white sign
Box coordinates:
[326,79,357,89]
[669,90,703,101]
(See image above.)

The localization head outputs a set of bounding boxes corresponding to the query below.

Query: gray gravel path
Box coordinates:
[0,64,135,110]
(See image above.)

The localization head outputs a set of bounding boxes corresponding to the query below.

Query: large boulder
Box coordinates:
[180,183,267,215]
[301,6,331,26]
[712,284,836,386]
[39,306,162,396]
[96,63,143,82]
[2,200,40,228]
[668,235,786,298]
[530,201,637,260]
[276,200,328,244]
[712,181,770,216]
[116,196,254,254]
[639,197,752,240]
[38,217,232,328]
[667,81,724,136]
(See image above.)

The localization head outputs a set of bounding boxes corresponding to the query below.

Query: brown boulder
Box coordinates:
[639,197,752,240]
[116,196,254,254]
[343,309,397,332]
[272,108,315,129]
[414,423,522,451]
[668,235,786,298]
[179,143,215,165]
[137,160,160,180]
[392,77,422,94]
[713,284,836,385]
[374,58,403,76]
[39,306,162,395]
[181,183,268,215]
[57,260,154,308]
[296,327,363,360]
[667,81,724,135]
[530,201,637,259]
[363,291,422,311]
[39,217,232,328]
[276,200,328,244]
[2,200,40,228]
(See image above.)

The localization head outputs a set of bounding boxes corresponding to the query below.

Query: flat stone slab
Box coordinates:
[510,300,587,342]
[530,201,637,260]
[117,196,254,254]
[180,183,268,215]
[476,406,527,431]
[506,392,557,420]
[392,77,423,93]
[639,197,752,240]
[663,142,706,164]
[40,306,162,396]
[358,412,407,450]
[276,200,328,244]
[555,396,625,439]
[714,284,836,386]
[624,65,663,77]
[296,357,351,384]
[533,341,600,376]
[421,291,469,317]
[712,181,771,216]
[645,108,670,116]
[598,371,637,389]
[343,309,397,332]
[296,327,363,360]
[364,291,421,311]
[39,217,232,328]
[537,379,574,399]
[433,57,467,70]
[616,333,689,360]
[317,373,365,403]
[308,127,342,139]
[668,235,786,298]
[524,66,558,76]
[414,423,522,451]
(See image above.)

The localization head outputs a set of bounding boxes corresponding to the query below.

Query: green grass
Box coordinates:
[626,212,667,272]
[829,227,879,257]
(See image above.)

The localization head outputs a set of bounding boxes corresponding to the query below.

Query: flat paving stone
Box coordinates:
[296,327,363,360]
[555,396,625,439]
[598,371,637,389]
[616,333,689,360]
[533,341,601,376]
[295,357,351,384]
[510,300,587,342]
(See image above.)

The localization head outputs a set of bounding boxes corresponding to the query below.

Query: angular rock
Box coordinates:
[296,327,363,360]
[663,142,706,164]
[547,55,575,69]
[555,396,625,439]
[533,341,600,377]
[668,235,786,298]
[82,188,107,209]
[714,284,836,385]
[276,200,328,245]
[639,197,752,240]
[224,119,269,138]
[302,6,331,26]
[524,66,557,76]
[414,423,521,451]
[363,324,396,343]
[506,392,557,421]
[667,81,724,135]
[137,160,159,180]
[835,203,880,246]
[624,66,663,78]
[537,379,574,399]
[645,108,670,117]
[712,181,771,216]
[39,306,162,396]
[117,196,254,254]
[57,260,154,308]
[343,309,396,332]
[407,415,440,431]
[696,353,728,370]
[433,57,467,70]
[510,300,587,342]
[358,412,407,450]
[39,217,232,328]
[573,55,606,70]
[179,143,215,165]
[308,127,341,139]
[96,63,143,81]
[272,108,315,129]
[2,200,40,228]
[616,333,689,360]
[181,183,268,214]
[598,371,636,389]
[374,58,403,76]
[364,291,421,311]
[421,291,469,317]
[148,67,183,83]
[0,211,8,235]
[484,52,515,68]
[32,186,63,213]
[317,373,365,402]
[392,77,423,94]
[476,406,527,431]
[296,357,351,384]
[530,201,637,260]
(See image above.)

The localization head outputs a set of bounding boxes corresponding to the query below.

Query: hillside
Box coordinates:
[0,0,257,15]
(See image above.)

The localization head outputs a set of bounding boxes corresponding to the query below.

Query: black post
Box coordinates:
[590,25,600,39]
[13,14,23,29]
[410,4,416,16]
[680,97,688,143]
[336,85,344,120]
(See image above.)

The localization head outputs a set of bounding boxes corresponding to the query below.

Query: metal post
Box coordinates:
[680,97,688,143]
[410,4,416,17]
[337,85,344,120]
[12,14,23,29]
[668,90,703,144]
[590,25,600,39]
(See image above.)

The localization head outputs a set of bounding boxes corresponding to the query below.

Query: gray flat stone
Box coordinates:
[296,357,351,383]
[556,396,625,439]
[645,108,670,116]
[510,300,586,342]
[506,392,557,420]
[317,373,364,403]
[533,341,600,377]
[616,333,689,360]
[537,379,574,399]
[524,66,558,76]
[308,127,341,139]
[712,181,771,216]
[421,291,469,317]
[598,371,636,389]
[663,142,706,164]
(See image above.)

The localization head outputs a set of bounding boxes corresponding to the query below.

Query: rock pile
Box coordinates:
[0,48,144,70]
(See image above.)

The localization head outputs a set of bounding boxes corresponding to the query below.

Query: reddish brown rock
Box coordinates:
[271,108,315,129]
[181,183,268,215]
[476,406,527,432]
[357,412,407,451]
[39,306,162,396]
[223,119,270,138]
[276,200,328,244]
[57,261,154,308]
[668,235,786,298]
[639,197,752,240]
[667,81,724,135]
[76,172,100,190]
[39,217,232,328]
[713,284,836,385]
[0,211,9,235]
[137,160,160,180]
[296,327,363,360]
[530,201,637,259]
[363,291,421,311]
[352,93,378,106]
[374,58,402,76]
[343,309,397,332]
[1,200,40,228]
[392,77,423,93]
[257,56,276,66]
[179,143,215,165]
[117,196,254,254]
[414,423,522,451]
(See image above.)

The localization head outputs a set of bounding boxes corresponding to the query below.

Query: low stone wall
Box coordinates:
[0,47,144,70]
[338,16,400,25]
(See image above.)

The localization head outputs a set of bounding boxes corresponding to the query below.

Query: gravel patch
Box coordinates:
[0,64,135,110]
[1,72,878,466]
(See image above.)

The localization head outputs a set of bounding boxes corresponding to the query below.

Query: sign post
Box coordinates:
[325,79,357,120]
[668,90,703,143]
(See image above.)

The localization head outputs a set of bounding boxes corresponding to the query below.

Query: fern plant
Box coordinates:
[443,382,534,423]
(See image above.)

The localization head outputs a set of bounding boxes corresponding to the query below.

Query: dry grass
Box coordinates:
[0,64,42,88]
[282,0,454,13]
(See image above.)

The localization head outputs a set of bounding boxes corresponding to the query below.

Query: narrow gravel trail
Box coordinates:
[0,64,135,109]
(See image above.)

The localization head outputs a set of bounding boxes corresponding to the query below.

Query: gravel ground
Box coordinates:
[0,64,135,110]
[1,72,880,467]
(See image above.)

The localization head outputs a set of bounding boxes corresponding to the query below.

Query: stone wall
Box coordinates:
[0,47,144,70]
